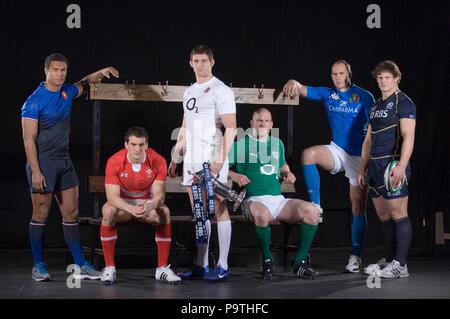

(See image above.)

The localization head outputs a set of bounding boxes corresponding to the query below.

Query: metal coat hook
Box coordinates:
[128,79,136,96]
[282,92,296,101]
[159,81,169,97]
[258,84,265,100]
[93,79,102,95]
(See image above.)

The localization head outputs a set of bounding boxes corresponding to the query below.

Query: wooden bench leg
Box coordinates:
[283,224,292,272]
[436,211,445,245]
[92,224,101,268]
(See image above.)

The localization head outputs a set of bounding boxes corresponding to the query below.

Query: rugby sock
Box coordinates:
[63,221,86,267]
[29,220,46,265]
[294,222,318,267]
[155,224,172,267]
[394,217,412,266]
[381,219,395,262]
[217,220,231,270]
[100,225,117,267]
[196,220,211,268]
[255,225,274,262]
[302,164,321,205]
[351,214,367,256]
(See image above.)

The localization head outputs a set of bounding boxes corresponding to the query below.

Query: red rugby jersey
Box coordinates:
[105,148,167,199]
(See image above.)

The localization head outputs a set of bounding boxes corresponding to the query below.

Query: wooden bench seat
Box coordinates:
[82,175,295,270]
[87,176,296,194]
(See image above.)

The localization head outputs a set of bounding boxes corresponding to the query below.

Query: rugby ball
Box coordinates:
[384,160,403,192]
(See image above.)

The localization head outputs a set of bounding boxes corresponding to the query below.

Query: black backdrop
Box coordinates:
[1,0,449,248]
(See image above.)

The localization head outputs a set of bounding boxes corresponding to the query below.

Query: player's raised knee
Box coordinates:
[301,203,321,224]
[250,205,270,226]
[102,204,118,223]
[301,147,317,164]
[155,205,171,224]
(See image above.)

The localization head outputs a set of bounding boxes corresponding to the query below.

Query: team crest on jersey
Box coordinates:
[272,151,279,160]
[386,102,394,110]
[61,91,68,100]
[204,87,211,93]
[350,94,360,102]
[146,169,153,178]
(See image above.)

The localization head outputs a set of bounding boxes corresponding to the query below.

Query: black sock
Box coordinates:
[394,217,412,266]
[381,219,395,262]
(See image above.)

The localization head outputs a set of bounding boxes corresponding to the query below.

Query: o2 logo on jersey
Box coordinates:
[186,98,199,113]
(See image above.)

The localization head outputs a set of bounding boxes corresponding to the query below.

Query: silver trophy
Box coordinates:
[189,168,247,212]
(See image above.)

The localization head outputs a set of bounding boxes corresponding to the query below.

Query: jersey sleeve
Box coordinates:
[65,84,80,99]
[228,141,238,167]
[182,90,188,118]
[278,139,286,167]
[216,86,236,115]
[105,158,121,185]
[306,86,328,102]
[154,154,168,182]
[21,99,40,120]
[230,138,247,174]
[361,91,375,131]
[398,98,417,120]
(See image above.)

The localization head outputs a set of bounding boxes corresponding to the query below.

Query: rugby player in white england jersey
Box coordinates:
[168,45,237,282]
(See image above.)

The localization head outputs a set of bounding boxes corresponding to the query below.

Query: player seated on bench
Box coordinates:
[99,127,181,285]
[228,108,321,280]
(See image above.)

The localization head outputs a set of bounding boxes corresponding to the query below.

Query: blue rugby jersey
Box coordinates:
[369,91,416,158]
[306,85,375,156]
[21,83,79,159]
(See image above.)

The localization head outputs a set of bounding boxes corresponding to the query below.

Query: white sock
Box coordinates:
[217,220,232,270]
[196,220,211,268]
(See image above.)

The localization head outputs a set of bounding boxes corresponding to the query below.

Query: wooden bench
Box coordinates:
[81,176,297,270]
[435,211,450,244]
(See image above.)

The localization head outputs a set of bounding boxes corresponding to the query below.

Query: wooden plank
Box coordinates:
[87,175,295,193]
[435,211,450,244]
[87,176,105,193]
[89,83,186,102]
[89,83,299,106]
[233,86,298,105]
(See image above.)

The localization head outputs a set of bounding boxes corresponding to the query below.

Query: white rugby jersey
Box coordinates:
[183,76,236,165]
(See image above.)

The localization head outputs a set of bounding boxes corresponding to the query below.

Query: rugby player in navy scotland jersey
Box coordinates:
[358,60,416,279]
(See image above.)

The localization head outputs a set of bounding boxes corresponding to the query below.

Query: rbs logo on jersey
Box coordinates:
[370,110,388,119]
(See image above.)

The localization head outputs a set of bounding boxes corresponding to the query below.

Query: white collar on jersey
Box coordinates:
[194,76,216,87]
[127,153,147,173]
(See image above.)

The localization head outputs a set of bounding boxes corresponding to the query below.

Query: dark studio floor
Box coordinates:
[1,247,449,300]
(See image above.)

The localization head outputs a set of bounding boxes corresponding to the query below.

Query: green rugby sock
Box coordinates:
[255,225,273,262]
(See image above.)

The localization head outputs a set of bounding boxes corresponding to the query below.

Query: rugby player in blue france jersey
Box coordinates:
[358,61,416,279]
[21,53,119,281]
[283,60,375,273]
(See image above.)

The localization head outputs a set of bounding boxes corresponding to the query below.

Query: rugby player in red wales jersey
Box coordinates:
[100,127,181,285]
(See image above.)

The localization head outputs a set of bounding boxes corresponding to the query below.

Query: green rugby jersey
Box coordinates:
[229,134,286,197]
